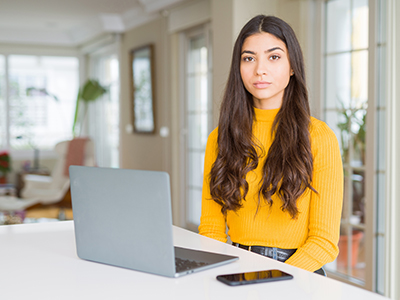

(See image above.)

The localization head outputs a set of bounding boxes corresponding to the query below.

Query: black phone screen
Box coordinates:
[216,269,293,286]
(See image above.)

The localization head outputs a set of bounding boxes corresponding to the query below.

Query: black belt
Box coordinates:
[232,242,326,276]
[232,242,296,262]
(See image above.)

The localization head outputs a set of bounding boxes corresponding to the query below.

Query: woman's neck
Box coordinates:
[252,95,283,109]
[253,106,280,122]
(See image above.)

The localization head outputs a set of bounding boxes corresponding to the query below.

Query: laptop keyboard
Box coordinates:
[175,257,208,273]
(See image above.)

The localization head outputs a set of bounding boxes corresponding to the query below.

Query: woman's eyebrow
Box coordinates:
[266,47,285,53]
[241,50,255,55]
[241,47,285,55]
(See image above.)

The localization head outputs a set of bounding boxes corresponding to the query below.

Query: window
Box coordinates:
[0,55,79,153]
[181,25,212,231]
[88,54,120,168]
[324,0,368,283]
[324,0,369,283]
[323,0,386,293]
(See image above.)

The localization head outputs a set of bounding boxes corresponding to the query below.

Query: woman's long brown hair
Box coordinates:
[209,15,315,219]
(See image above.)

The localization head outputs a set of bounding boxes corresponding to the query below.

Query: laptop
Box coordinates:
[69,166,238,278]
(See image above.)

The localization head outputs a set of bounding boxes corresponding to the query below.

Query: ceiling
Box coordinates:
[0,0,185,46]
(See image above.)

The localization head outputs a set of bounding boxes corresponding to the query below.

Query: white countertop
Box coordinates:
[0,221,388,300]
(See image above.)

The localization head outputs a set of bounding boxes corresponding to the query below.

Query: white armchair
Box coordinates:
[21,139,95,205]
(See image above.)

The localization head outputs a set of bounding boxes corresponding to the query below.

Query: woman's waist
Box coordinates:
[227,227,308,249]
[231,242,296,262]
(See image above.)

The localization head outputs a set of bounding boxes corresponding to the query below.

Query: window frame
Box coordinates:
[386,0,400,298]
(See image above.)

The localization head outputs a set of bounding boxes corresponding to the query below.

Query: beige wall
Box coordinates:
[233,0,278,39]
[210,0,234,127]
[119,17,172,174]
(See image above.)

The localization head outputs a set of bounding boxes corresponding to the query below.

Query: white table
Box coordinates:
[0,221,388,300]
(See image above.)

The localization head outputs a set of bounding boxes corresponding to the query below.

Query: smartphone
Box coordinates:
[216,269,293,286]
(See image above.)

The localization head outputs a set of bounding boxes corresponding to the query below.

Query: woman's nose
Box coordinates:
[255,61,268,76]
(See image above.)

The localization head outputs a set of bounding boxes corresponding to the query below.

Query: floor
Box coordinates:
[24,189,74,221]
[1,185,74,224]
[25,206,74,221]
[0,206,73,225]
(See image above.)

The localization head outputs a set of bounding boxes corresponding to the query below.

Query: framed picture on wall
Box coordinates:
[130,44,155,133]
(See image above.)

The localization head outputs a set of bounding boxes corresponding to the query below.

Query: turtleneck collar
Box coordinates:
[253,106,280,122]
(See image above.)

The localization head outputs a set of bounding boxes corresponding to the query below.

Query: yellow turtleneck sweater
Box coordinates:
[198,107,343,272]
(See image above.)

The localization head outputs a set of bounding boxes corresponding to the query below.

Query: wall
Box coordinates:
[119,17,171,173]
[233,0,278,39]
[210,0,234,127]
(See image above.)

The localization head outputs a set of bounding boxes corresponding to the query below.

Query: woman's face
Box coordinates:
[240,32,292,109]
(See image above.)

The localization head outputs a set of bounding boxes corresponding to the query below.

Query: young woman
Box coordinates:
[198,15,343,274]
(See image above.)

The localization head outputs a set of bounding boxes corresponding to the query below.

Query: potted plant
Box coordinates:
[0,151,11,184]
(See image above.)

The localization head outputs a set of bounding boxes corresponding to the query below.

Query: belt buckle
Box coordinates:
[248,246,252,251]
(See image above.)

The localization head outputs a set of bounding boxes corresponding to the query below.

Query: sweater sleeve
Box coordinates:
[198,128,227,242]
[285,121,343,272]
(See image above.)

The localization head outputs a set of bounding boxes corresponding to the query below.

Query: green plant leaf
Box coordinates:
[81,80,107,102]
[26,87,59,101]
[72,79,107,137]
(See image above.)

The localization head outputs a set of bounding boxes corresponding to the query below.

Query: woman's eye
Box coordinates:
[270,55,280,61]
[243,56,254,62]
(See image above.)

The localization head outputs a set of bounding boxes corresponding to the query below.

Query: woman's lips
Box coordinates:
[253,81,271,88]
